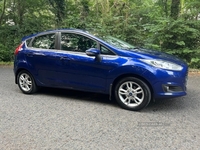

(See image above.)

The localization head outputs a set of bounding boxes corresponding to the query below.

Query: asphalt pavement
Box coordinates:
[0,66,200,150]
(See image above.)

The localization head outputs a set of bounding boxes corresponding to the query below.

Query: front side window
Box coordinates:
[100,45,115,55]
[61,33,97,52]
[32,33,55,49]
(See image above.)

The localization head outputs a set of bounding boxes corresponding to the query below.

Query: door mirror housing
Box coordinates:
[86,48,100,56]
[86,48,102,62]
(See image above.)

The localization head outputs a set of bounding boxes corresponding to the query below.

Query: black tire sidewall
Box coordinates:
[115,77,151,111]
[17,70,37,94]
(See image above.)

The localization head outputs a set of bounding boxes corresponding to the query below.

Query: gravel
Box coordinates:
[1,66,200,150]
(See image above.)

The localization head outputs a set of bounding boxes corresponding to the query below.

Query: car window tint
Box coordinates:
[61,33,97,52]
[100,45,115,55]
[32,33,55,49]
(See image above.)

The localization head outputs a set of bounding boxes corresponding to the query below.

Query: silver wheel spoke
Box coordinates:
[126,82,132,89]
[127,98,131,105]
[119,89,128,95]
[135,96,143,103]
[20,76,25,81]
[24,75,28,80]
[132,97,140,104]
[25,84,30,90]
[122,97,129,103]
[27,80,32,86]
[136,91,142,94]
[134,87,142,93]
[135,89,143,94]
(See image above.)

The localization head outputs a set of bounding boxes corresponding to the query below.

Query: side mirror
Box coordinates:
[86,48,100,56]
[86,48,102,62]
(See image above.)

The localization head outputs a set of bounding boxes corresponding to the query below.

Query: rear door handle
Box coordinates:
[33,52,45,56]
[27,53,33,57]
[60,57,70,61]
[27,52,45,57]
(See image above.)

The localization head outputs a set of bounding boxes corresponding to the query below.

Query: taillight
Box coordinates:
[14,43,23,55]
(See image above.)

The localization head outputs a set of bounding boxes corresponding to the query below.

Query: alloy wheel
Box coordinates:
[118,81,144,107]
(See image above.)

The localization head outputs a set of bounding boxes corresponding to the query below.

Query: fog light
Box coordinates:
[163,85,170,92]
[163,85,183,92]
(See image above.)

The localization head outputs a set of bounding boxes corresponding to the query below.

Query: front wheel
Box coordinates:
[115,77,151,111]
[17,70,38,94]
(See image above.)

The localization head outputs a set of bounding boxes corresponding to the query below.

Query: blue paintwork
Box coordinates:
[14,29,188,99]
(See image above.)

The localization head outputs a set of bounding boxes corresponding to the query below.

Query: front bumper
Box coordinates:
[143,66,188,99]
[153,81,187,99]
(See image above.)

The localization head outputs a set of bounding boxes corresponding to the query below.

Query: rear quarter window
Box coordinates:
[25,38,32,47]
[31,33,55,49]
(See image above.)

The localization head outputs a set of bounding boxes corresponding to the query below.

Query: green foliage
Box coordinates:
[0,43,12,62]
[166,49,200,69]
[144,18,200,49]
[48,0,66,27]
[0,0,199,68]
[144,17,200,68]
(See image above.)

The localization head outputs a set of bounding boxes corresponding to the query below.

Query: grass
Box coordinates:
[0,61,13,66]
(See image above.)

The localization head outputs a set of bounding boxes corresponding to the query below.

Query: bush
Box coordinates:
[0,44,13,62]
[144,18,200,68]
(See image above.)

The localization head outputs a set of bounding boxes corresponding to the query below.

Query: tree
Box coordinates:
[48,0,65,28]
[0,0,199,68]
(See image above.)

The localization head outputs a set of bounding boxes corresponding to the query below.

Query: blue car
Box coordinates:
[14,29,188,111]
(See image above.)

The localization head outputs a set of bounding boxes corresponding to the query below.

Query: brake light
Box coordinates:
[14,43,23,55]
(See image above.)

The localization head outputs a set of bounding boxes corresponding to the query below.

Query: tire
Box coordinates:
[17,70,38,94]
[115,77,151,111]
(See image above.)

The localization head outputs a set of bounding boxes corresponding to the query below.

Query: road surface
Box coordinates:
[1,66,200,150]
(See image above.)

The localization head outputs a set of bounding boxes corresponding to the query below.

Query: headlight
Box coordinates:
[140,59,183,71]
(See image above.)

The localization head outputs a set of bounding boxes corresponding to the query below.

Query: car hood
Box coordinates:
[121,48,186,65]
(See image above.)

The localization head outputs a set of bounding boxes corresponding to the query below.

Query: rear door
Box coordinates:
[25,32,61,86]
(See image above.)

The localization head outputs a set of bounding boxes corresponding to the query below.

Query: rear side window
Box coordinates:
[32,33,55,49]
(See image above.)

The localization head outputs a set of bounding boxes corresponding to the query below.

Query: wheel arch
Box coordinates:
[110,73,154,100]
[15,68,32,84]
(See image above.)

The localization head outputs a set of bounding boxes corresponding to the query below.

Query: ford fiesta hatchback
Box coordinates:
[14,29,188,111]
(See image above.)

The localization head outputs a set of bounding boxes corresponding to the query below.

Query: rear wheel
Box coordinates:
[115,77,151,111]
[17,70,38,94]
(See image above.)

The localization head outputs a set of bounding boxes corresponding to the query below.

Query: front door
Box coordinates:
[57,32,119,93]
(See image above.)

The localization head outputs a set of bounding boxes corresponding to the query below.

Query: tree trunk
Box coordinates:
[0,0,7,25]
[170,0,180,20]
[164,0,168,17]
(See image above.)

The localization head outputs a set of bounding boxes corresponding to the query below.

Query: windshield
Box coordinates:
[100,36,135,50]
[88,31,135,50]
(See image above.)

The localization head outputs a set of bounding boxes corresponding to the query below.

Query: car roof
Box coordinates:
[22,29,89,41]
[21,28,119,54]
